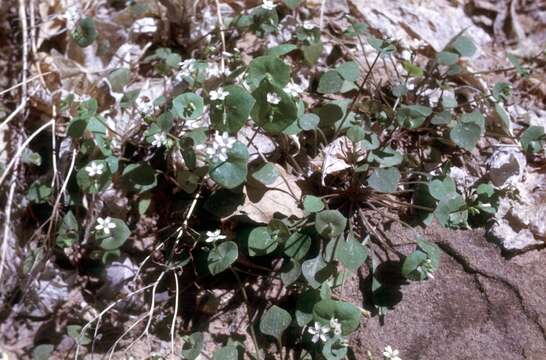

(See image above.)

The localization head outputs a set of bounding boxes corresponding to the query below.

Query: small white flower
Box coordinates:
[205,63,221,79]
[284,82,304,97]
[205,229,227,243]
[307,322,330,343]
[152,132,167,147]
[383,346,402,360]
[266,92,281,105]
[95,217,116,235]
[135,96,156,115]
[329,318,342,336]
[210,87,230,101]
[85,162,104,177]
[303,21,316,30]
[205,132,237,162]
[131,17,158,34]
[262,0,277,10]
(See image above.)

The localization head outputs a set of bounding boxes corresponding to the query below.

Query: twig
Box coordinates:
[170,270,180,359]
[231,269,261,360]
[214,0,227,73]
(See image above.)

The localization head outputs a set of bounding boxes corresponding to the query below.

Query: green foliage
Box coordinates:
[315,210,347,237]
[71,17,97,47]
[172,93,205,120]
[251,80,298,134]
[207,241,238,275]
[367,167,400,193]
[313,300,361,335]
[209,141,249,188]
[210,85,255,134]
[259,305,292,341]
[252,163,279,185]
[181,332,204,360]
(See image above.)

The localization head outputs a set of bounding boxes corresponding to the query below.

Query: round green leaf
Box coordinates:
[251,163,279,186]
[336,61,359,82]
[212,346,238,360]
[298,113,320,130]
[338,238,368,271]
[97,218,130,250]
[428,177,456,201]
[121,162,157,193]
[251,80,298,134]
[76,160,112,194]
[209,141,249,189]
[259,305,292,341]
[303,195,325,213]
[368,167,400,193]
[211,85,255,134]
[207,241,238,275]
[318,70,344,94]
[436,51,459,65]
[181,332,204,360]
[172,92,204,120]
[315,210,347,237]
[401,250,428,280]
[248,226,278,256]
[451,35,477,57]
[247,55,290,88]
[450,121,481,151]
[313,300,361,335]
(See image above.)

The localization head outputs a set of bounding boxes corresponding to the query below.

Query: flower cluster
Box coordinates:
[210,87,230,101]
[307,318,343,343]
[266,92,281,105]
[262,0,276,11]
[197,132,237,162]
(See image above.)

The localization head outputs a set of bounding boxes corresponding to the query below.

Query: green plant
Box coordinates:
[6,0,543,358]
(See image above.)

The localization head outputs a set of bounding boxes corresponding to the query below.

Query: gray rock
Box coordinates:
[487,147,526,188]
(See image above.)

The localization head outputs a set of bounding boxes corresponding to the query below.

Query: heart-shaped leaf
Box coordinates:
[211,85,255,134]
[212,346,238,360]
[209,141,249,189]
[252,163,279,186]
[251,80,298,134]
[96,218,130,250]
[303,195,324,213]
[259,305,292,341]
[172,93,204,120]
[338,237,368,271]
[181,332,204,360]
[313,299,361,335]
[280,258,301,286]
[248,226,278,256]
[368,167,400,193]
[450,121,481,151]
[207,241,238,275]
[315,210,347,237]
[247,55,290,88]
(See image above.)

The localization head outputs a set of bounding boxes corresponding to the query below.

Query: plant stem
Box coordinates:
[231,268,261,360]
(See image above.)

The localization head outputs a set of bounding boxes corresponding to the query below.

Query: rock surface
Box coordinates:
[346,225,546,359]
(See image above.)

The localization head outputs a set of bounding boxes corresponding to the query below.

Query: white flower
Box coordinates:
[205,229,227,243]
[266,92,281,105]
[303,21,316,30]
[85,162,104,177]
[329,318,342,336]
[131,17,158,34]
[383,346,402,360]
[95,217,116,235]
[262,0,277,10]
[206,132,237,162]
[284,82,304,97]
[175,59,196,82]
[210,87,230,101]
[152,132,167,147]
[308,322,330,343]
[205,63,221,79]
[135,96,156,115]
